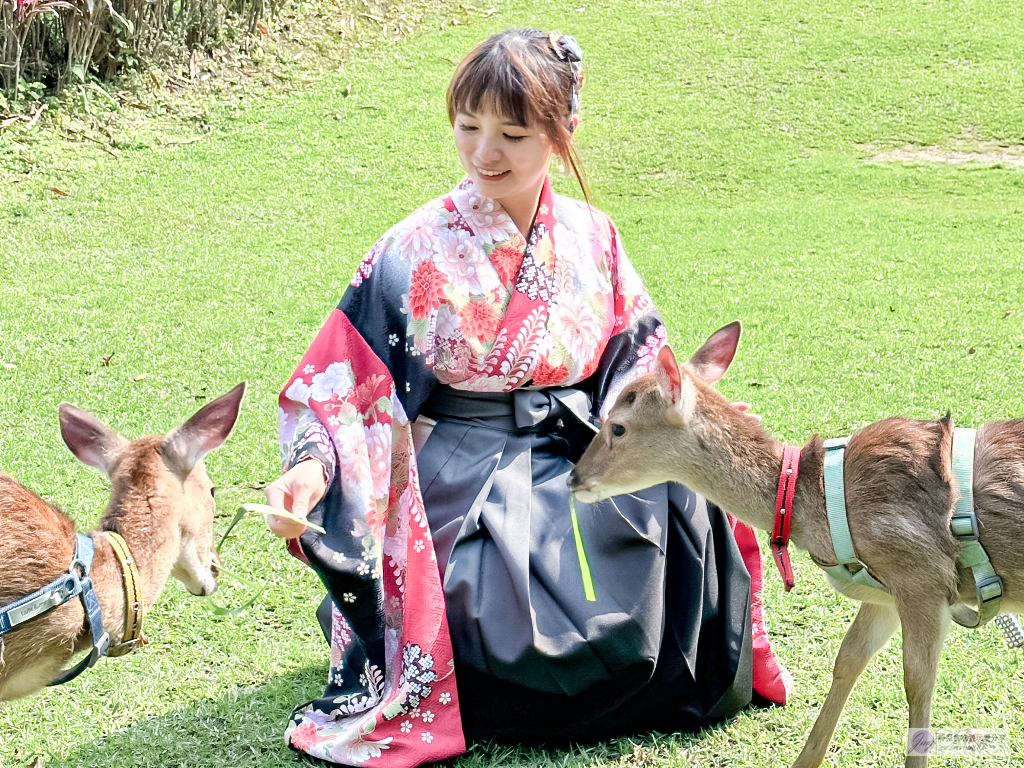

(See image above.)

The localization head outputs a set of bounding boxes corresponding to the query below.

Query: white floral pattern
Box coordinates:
[548,293,604,365]
[311,362,356,403]
[456,190,518,244]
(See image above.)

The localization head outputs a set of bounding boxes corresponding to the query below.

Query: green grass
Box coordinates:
[2,0,1024,766]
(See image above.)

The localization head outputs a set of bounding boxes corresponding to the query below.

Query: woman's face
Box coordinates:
[453,104,555,221]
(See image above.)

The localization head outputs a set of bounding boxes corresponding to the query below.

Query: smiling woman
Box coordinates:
[451,109,554,235]
[263,26,792,768]
[446,28,587,234]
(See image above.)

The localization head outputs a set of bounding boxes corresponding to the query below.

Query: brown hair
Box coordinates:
[446,28,592,204]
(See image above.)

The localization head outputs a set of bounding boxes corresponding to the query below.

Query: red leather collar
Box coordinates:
[770,445,802,591]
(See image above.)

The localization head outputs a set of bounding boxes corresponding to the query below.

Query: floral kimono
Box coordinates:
[278,177,792,766]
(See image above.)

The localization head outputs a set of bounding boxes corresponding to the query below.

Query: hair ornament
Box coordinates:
[549,31,583,115]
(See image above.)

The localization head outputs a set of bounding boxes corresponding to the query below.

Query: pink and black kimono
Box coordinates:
[278,176,792,766]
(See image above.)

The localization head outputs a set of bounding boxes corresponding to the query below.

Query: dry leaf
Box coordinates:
[134,372,149,381]
[256,20,270,36]
[101,353,114,366]
[46,187,69,197]
[1,362,15,371]
[29,758,45,768]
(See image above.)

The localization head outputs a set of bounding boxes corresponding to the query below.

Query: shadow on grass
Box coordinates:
[55,665,737,768]
[54,666,327,768]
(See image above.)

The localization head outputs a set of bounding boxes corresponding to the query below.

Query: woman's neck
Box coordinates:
[496,183,544,238]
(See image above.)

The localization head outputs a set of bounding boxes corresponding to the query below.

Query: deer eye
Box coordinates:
[610,423,626,437]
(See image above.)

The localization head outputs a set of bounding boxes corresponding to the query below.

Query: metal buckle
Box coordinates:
[976,574,1004,605]
[951,512,979,541]
[823,436,850,450]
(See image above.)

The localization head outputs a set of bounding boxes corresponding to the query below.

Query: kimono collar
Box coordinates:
[453,175,557,244]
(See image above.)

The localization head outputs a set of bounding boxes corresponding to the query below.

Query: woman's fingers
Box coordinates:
[732,401,763,423]
[264,460,327,539]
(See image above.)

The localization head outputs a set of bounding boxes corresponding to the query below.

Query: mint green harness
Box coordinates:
[822,428,1003,628]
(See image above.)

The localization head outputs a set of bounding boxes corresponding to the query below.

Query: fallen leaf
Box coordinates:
[256,20,271,36]
[1005,311,1014,319]
[2,362,15,370]
[134,372,149,381]
[29,758,45,768]
[967,346,976,355]
[46,187,69,197]
[101,353,114,366]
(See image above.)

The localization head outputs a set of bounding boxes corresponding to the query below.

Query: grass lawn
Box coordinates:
[1,0,1023,766]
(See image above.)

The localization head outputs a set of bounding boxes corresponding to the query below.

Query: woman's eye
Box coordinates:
[611,424,626,437]
[458,123,478,132]
[503,134,526,142]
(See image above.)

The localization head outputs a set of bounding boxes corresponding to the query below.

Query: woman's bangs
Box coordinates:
[452,57,532,127]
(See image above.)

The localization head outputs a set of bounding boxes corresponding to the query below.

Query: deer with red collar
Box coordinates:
[0,383,245,701]
[569,321,1023,768]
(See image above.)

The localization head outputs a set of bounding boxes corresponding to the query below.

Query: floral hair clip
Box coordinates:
[549,31,583,116]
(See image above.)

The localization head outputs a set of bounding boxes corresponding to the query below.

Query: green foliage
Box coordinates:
[2,0,1024,766]
[0,0,270,101]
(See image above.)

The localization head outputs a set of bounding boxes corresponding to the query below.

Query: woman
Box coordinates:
[266,28,791,767]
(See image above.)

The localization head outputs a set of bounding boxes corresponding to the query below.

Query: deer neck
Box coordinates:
[86,488,180,644]
[680,413,837,566]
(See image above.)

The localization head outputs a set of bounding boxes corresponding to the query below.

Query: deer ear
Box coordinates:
[161,382,246,481]
[655,345,684,405]
[688,321,741,384]
[59,404,129,477]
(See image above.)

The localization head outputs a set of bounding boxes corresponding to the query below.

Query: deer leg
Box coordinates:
[897,600,950,768]
[791,601,900,768]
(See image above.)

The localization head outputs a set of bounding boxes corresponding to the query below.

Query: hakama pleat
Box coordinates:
[411,386,753,743]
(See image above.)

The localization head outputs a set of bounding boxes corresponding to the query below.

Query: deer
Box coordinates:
[0,383,246,702]
[569,321,1023,768]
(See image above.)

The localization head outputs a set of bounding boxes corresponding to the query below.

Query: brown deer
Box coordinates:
[0,383,246,702]
[569,322,1023,768]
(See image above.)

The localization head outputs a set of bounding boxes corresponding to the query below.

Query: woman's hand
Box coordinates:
[264,459,328,539]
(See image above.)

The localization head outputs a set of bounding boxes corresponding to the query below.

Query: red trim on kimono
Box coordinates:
[280,309,466,766]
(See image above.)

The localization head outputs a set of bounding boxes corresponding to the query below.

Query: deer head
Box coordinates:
[58,383,246,598]
[570,321,743,503]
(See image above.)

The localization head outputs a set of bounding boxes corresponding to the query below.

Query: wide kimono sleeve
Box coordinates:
[276,233,467,766]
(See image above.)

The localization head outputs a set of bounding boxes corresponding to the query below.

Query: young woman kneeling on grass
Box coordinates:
[265,27,792,766]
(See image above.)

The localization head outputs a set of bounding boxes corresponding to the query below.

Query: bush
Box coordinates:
[0,0,264,101]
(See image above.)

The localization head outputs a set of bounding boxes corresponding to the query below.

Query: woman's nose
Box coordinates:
[476,135,502,162]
